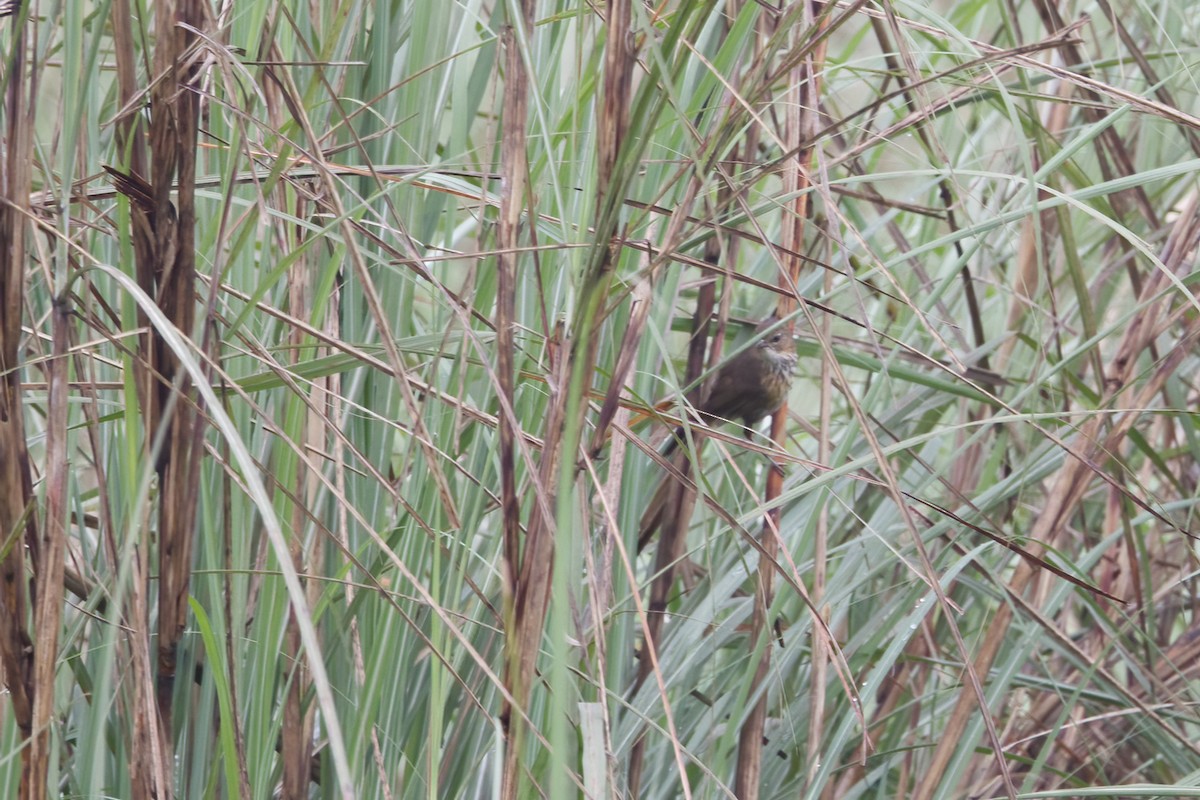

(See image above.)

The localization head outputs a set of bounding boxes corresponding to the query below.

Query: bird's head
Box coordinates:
[753,316,796,366]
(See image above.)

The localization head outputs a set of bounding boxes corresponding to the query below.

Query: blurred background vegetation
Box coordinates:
[0,0,1199,797]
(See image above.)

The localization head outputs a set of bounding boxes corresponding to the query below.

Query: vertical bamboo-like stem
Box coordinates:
[107,0,207,786]
[150,0,205,764]
[734,3,824,796]
[0,4,37,794]
[281,210,319,799]
[497,2,536,797]
[806,210,833,792]
[131,531,171,800]
[32,299,69,800]
[627,207,733,800]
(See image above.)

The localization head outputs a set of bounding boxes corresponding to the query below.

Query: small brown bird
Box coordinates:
[661,315,797,457]
[638,315,796,550]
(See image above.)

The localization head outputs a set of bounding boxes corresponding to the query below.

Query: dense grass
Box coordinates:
[1,0,1199,798]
